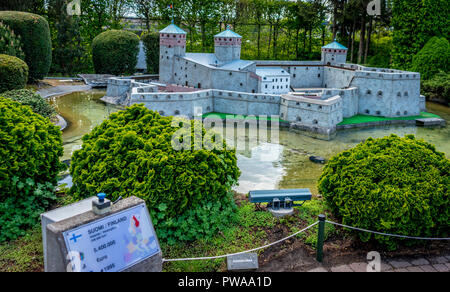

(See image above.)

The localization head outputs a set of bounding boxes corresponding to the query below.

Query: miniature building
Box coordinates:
[107,23,425,139]
[257,68,291,95]
[321,40,348,65]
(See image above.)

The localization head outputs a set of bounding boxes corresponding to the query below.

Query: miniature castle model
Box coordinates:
[159,23,290,94]
[106,23,425,138]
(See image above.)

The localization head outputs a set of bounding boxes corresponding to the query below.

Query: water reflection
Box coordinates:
[49,91,121,160]
[52,91,450,195]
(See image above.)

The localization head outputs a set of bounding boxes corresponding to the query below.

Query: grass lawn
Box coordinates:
[203,112,288,123]
[338,112,442,126]
[0,196,334,272]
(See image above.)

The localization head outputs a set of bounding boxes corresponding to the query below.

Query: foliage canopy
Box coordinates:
[0,97,64,242]
[92,30,140,75]
[0,11,52,81]
[0,54,28,93]
[318,134,449,249]
[70,104,241,243]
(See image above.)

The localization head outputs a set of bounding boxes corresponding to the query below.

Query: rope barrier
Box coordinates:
[162,218,449,264]
[325,220,450,240]
[162,221,319,263]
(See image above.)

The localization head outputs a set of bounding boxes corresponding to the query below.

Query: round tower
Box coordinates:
[214,28,242,64]
[321,40,348,65]
[159,21,187,84]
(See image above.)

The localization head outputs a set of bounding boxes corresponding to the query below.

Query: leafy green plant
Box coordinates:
[92,30,140,75]
[318,134,449,250]
[1,89,56,118]
[411,37,450,80]
[422,71,450,105]
[0,97,65,242]
[0,11,52,81]
[0,54,28,93]
[0,21,25,60]
[70,104,241,243]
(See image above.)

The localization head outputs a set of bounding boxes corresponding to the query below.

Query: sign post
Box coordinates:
[45,196,162,272]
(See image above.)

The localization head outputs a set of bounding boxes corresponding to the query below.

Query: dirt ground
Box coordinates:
[258,227,450,272]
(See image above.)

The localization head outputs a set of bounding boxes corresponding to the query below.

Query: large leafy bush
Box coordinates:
[0,54,28,93]
[0,97,65,242]
[1,89,56,118]
[0,21,25,60]
[92,30,140,75]
[70,105,240,243]
[0,11,52,82]
[318,135,449,249]
[411,37,450,80]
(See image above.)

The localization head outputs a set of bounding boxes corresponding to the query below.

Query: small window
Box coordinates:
[174,110,180,115]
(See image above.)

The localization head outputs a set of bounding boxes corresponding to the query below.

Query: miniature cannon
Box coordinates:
[249,189,312,217]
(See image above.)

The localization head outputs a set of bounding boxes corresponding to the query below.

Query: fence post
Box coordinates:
[316,214,326,262]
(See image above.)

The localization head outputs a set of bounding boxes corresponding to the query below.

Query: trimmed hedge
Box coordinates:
[1,89,56,118]
[141,32,159,74]
[92,30,140,75]
[0,54,28,93]
[411,37,450,80]
[0,97,65,242]
[70,105,241,243]
[0,11,52,81]
[318,135,449,250]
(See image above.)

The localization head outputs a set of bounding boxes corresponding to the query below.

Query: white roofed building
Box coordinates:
[256,67,291,95]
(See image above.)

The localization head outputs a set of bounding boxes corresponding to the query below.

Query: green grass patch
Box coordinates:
[0,227,43,272]
[338,112,441,126]
[203,112,288,123]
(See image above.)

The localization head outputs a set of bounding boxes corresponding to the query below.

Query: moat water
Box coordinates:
[50,91,450,194]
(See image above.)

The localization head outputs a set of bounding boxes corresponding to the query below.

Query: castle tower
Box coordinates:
[159,22,187,84]
[214,28,242,64]
[321,40,348,65]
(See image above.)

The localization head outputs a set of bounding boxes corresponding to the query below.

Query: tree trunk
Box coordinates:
[350,19,356,63]
[332,1,337,39]
[364,17,373,64]
[257,23,261,59]
[357,15,366,64]
[267,24,273,59]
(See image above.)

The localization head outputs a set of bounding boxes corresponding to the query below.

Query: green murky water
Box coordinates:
[51,91,450,194]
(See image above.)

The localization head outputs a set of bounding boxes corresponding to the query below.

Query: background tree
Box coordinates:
[48,0,86,75]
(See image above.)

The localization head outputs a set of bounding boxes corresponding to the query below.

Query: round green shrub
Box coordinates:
[411,37,450,80]
[0,21,25,60]
[0,54,28,93]
[70,105,241,243]
[0,97,65,242]
[0,11,52,81]
[318,135,449,249]
[1,89,56,118]
[92,30,140,75]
